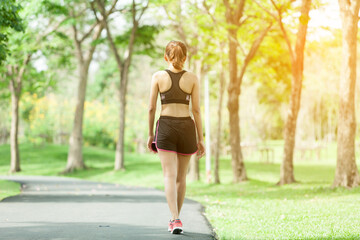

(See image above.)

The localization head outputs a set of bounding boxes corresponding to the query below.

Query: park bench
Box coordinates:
[295,142,326,161]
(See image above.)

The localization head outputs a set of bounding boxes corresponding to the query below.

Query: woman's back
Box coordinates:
[155,69,197,117]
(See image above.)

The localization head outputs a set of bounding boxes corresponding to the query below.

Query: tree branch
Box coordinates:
[15,53,31,93]
[137,0,149,22]
[163,5,191,48]
[202,0,218,25]
[270,0,294,62]
[351,0,360,14]
[35,16,70,45]
[253,0,278,20]
[237,23,272,86]
[70,10,84,65]
[223,0,232,23]
[132,0,136,24]
[95,0,123,67]
[79,21,99,43]
[106,0,118,17]
[84,22,104,67]
[80,0,118,44]
[234,0,246,23]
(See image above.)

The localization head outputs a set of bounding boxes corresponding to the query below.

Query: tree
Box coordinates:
[1,0,69,173]
[214,43,226,184]
[59,0,117,173]
[94,0,154,170]
[333,0,360,188]
[223,0,272,183]
[275,0,311,185]
[0,0,24,64]
[257,0,312,184]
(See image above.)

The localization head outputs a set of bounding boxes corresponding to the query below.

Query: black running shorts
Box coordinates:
[151,116,198,155]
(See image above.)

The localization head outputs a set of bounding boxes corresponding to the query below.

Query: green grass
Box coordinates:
[0,144,164,188]
[1,143,360,239]
[0,180,21,201]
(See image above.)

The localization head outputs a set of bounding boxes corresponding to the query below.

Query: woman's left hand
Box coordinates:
[197,141,206,159]
[147,135,154,152]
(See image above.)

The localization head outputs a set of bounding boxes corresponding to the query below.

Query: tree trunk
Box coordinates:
[188,59,202,181]
[6,54,31,173]
[214,59,226,184]
[204,74,211,183]
[279,0,311,185]
[333,0,360,188]
[64,18,104,173]
[114,16,137,170]
[188,155,200,181]
[279,87,298,184]
[65,65,88,172]
[227,28,247,183]
[115,70,127,170]
[9,85,20,173]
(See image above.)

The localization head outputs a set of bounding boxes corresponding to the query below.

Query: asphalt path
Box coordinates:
[0,175,215,240]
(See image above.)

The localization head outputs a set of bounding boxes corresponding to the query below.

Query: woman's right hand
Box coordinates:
[147,135,154,152]
[197,141,205,159]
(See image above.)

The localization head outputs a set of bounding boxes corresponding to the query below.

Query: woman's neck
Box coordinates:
[168,64,183,73]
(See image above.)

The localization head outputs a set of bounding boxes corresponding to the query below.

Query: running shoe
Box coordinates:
[171,219,183,234]
[168,220,174,232]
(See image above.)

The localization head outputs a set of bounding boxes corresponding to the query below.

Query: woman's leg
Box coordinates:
[158,150,179,220]
[176,154,192,216]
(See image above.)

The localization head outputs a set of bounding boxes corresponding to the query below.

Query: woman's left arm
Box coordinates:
[147,72,159,151]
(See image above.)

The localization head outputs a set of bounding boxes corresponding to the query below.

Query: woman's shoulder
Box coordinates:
[183,70,197,80]
[185,71,196,76]
[152,70,168,80]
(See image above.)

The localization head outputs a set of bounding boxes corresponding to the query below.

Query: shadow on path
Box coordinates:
[1,221,212,240]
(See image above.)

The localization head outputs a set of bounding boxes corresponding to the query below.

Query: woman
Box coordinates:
[147,40,205,234]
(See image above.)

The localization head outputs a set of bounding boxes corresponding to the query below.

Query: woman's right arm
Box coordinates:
[191,74,205,158]
[147,72,159,151]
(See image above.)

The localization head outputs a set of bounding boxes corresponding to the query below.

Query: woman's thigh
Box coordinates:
[177,154,192,180]
[158,151,178,177]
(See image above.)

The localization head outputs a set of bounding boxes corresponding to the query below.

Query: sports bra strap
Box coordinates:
[160,69,191,105]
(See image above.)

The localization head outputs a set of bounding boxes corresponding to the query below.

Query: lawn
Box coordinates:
[0,143,360,239]
[0,180,21,201]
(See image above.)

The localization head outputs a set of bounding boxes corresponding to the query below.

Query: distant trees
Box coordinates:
[333,0,360,188]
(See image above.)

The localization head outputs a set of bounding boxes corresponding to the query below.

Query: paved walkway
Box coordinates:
[0,175,215,240]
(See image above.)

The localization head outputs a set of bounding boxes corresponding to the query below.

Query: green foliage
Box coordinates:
[251,30,292,106]
[17,92,144,150]
[40,0,68,16]
[0,0,24,64]
[134,25,163,57]
[0,0,77,105]
[113,24,162,58]
[88,57,118,100]
[0,1,23,31]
